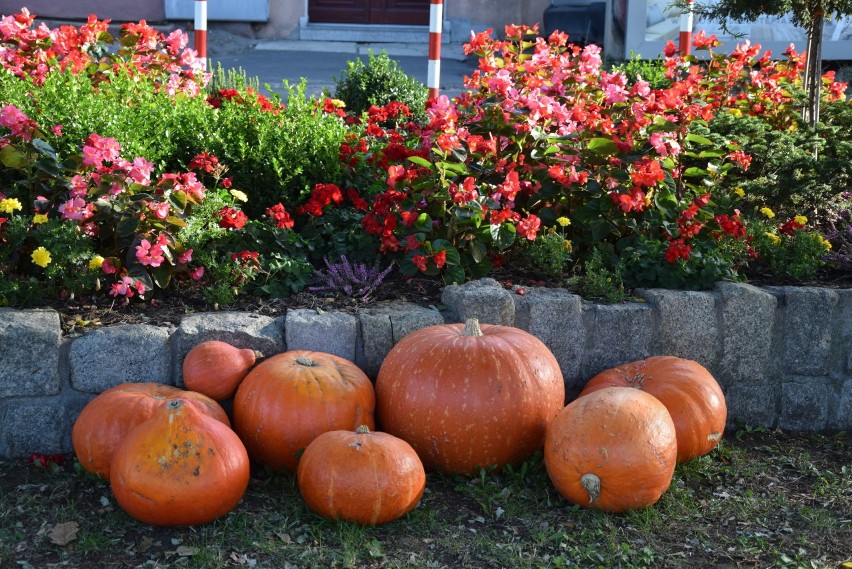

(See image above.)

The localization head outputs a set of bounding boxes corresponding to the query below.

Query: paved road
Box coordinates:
[210,43,479,100]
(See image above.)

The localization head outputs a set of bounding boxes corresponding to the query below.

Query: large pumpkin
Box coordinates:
[544,387,678,513]
[232,350,375,472]
[182,340,262,401]
[375,318,565,475]
[110,399,250,526]
[72,382,230,480]
[297,425,426,525]
[580,356,726,463]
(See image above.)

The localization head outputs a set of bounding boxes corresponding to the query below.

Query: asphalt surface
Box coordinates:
[209,43,479,100]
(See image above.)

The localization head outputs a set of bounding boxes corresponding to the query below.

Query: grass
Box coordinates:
[0,430,849,568]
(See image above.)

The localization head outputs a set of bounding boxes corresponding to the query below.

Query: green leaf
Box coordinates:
[489,223,516,250]
[414,213,432,232]
[587,138,619,156]
[116,218,140,238]
[686,133,714,146]
[0,145,28,169]
[590,219,614,240]
[443,264,465,285]
[683,167,709,177]
[407,156,433,169]
[470,239,486,264]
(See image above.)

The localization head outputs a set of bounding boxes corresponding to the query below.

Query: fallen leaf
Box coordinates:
[136,536,154,553]
[176,545,198,556]
[49,521,79,546]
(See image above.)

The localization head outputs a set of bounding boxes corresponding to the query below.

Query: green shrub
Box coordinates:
[748,219,830,282]
[333,50,428,124]
[571,248,627,303]
[612,51,671,89]
[510,230,572,280]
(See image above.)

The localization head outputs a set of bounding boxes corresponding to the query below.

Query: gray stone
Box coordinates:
[580,301,653,380]
[68,325,172,393]
[285,309,358,362]
[724,382,779,430]
[172,312,285,385]
[358,302,445,377]
[635,289,719,369]
[832,378,852,431]
[836,289,852,374]
[716,282,777,386]
[774,287,839,376]
[0,400,69,456]
[779,376,834,432]
[0,309,62,397]
[514,287,584,392]
[441,278,515,325]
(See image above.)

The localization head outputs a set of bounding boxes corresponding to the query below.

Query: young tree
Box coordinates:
[672,0,852,127]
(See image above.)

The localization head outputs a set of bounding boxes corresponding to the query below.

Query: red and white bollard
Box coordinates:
[679,0,693,55]
[427,0,443,100]
[195,0,208,69]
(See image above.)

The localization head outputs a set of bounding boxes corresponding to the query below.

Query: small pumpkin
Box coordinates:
[297,425,426,525]
[375,318,565,475]
[182,340,262,401]
[233,350,375,472]
[72,382,229,480]
[544,387,678,513]
[580,356,726,462]
[110,398,250,526]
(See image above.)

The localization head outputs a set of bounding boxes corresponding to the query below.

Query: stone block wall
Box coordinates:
[1,282,849,458]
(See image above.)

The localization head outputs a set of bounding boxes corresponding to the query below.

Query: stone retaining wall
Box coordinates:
[1,280,850,458]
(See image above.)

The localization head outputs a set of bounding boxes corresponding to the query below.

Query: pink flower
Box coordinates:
[149,201,170,219]
[178,249,193,264]
[81,133,121,168]
[516,214,541,241]
[135,238,165,267]
[58,197,89,221]
[190,266,205,280]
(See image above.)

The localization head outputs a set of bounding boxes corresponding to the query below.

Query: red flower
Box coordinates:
[665,238,692,263]
[433,250,447,269]
[188,152,219,173]
[217,207,248,229]
[266,203,294,229]
[412,254,427,272]
[346,188,368,211]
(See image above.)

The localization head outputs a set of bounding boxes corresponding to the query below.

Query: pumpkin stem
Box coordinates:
[295,355,317,367]
[462,318,484,337]
[166,399,183,411]
[356,425,371,435]
[580,473,601,504]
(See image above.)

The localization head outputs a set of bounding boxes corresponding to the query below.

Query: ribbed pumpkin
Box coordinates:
[580,356,726,463]
[72,382,230,480]
[544,387,677,513]
[375,318,565,475]
[110,399,250,526]
[182,340,262,401]
[232,350,375,472]
[297,425,426,525]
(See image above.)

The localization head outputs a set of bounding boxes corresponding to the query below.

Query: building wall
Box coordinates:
[0,0,165,22]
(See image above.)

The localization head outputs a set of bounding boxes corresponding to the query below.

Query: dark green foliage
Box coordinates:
[333,51,428,124]
[694,102,852,219]
[612,52,671,90]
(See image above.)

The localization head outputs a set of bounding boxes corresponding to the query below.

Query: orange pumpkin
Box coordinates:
[182,340,262,401]
[580,356,726,463]
[544,387,677,513]
[72,382,230,480]
[232,350,375,472]
[297,425,426,525]
[375,318,565,475]
[110,399,250,526]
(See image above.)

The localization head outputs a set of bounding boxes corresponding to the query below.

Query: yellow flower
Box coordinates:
[0,198,23,214]
[31,247,52,268]
[556,216,571,227]
[331,99,346,108]
[229,189,248,203]
[760,207,775,219]
[88,255,105,270]
[32,214,48,224]
[766,232,781,245]
[819,236,832,251]
[733,187,745,197]
[794,215,808,225]
[726,108,742,116]
[563,239,573,253]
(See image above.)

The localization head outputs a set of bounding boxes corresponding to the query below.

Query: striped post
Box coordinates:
[427,0,443,100]
[678,0,693,55]
[195,0,208,69]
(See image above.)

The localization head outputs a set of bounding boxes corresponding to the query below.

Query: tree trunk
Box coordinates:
[802,11,824,129]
